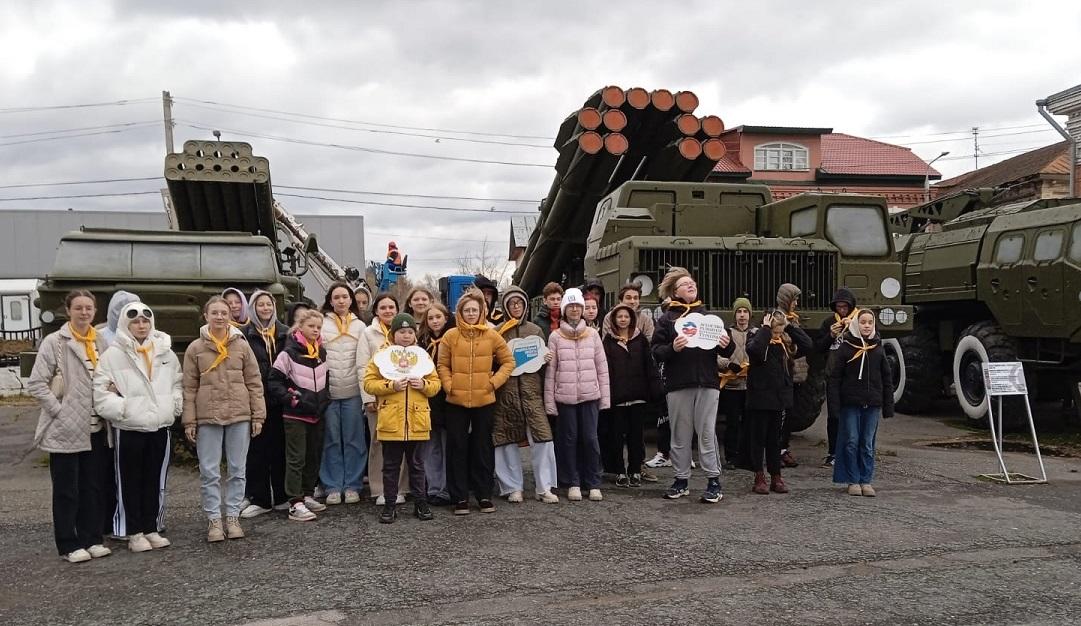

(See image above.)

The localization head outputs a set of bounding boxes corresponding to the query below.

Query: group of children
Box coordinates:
[29,267,894,563]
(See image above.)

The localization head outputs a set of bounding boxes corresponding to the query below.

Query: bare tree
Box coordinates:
[455,239,511,286]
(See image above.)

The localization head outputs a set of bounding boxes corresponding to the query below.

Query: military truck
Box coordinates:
[890,195,1081,424]
[585,181,914,431]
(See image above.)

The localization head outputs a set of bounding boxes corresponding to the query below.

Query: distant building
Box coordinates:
[0,209,365,298]
[509,214,538,263]
[708,126,941,209]
[932,142,1072,204]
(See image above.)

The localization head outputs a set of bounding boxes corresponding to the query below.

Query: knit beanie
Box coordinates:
[560,288,586,316]
[390,313,416,335]
[733,297,752,314]
[658,267,692,300]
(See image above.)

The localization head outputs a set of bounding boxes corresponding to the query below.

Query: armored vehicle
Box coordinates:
[585,181,914,431]
[891,195,1081,423]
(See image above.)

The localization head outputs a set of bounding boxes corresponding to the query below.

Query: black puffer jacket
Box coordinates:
[651,301,734,393]
[745,323,813,411]
[826,330,895,417]
[815,287,857,353]
[603,329,662,405]
[243,319,289,408]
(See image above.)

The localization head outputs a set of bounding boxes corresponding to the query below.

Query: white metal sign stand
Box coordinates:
[978,362,1047,484]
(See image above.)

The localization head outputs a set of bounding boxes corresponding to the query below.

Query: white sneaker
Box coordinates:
[325,491,343,505]
[567,486,582,501]
[289,502,317,522]
[691,460,697,469]
[588,489,603,501]
[507,490,523,503]
[128,533,153,553]
[536,490,559,504]
[304,496,327,512]
[239,497,251,510]
[375,495,386,506]
[62,549,91,563]
[240,503,272,518]
[645,452,672,468]
[344,489,361,504]
[145,532,171,549]
[395,494,406,504]
[272,501,291,512]
[313,486,326,499]
[87,544,112,558]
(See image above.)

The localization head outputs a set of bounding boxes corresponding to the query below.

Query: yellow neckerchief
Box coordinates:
[614,328,632,346]
[769,335,791,359]
[668,300,702,319]
[834,307,860,325]
[498,317,520,337]
[135,340,154,379]
[718,324,750,388]
[301,336,321,361]
[425,334,444,359]
[258,324,278,355]
[202,329,231,375]
[68,323,99,368]
[330,312,358,342]
[229,319,245,329]
[785,310,801,323]
[376,320,391,349]
[845,334,878,380]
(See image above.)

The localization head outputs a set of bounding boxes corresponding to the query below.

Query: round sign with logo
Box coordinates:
[373,345,435,380]
[675,313,726,350]
[508,335,548,376]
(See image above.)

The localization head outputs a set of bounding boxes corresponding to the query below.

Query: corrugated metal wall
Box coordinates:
[0,209,365,298]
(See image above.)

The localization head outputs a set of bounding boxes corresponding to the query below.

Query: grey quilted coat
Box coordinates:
[27,324,110,453]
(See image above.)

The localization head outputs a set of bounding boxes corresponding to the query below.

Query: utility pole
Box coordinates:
[972,127,980,169]
[162,90,175,154]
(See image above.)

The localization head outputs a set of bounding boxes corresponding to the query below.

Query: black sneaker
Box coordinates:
[379,503,396,524]
[615,474,630,488]
[428,495,453,507]
[663,478,690,500]
[414,500,433,521]
[478,499,496,513]
[629,473,642,488]
[821,455,835,468]
[453,501,470,516]
[700,478,723,503]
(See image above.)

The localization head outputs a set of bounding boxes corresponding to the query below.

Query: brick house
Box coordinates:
[707,126,941,209]
[932,141,1072,204]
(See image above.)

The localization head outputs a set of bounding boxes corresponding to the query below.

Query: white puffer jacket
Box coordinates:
[93,303,183,432]
[355,320,392,404]
[322,312,366,399]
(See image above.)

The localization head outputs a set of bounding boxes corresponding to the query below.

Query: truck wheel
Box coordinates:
[952,321,1022,425]
[786,360,827,432]
[891,325,943,414]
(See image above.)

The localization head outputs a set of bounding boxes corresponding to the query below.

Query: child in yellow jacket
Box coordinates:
[363,313,441,523]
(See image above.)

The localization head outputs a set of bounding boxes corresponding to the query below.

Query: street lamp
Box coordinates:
[925,151,950,202]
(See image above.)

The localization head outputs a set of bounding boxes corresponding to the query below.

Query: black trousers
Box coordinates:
[747,409,783,475]
[597,412,618,474]
[718,390,747,464]
[444,404,495,503]
[601,404,648,475]
[113,427,170,537]
[656,410,671,456]
[381,441,426,504]
[247,406,287,508]
[50,429,108,555]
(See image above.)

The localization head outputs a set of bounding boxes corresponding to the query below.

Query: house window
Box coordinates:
[9,301,23,321]
[754,142,809,171]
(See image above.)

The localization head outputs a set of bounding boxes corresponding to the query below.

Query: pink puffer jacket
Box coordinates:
[544,320,611,414]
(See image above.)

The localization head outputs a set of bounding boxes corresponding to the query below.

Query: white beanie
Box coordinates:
[560,288,586,316]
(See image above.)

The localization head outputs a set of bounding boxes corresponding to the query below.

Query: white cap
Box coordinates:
[560,288,586,316]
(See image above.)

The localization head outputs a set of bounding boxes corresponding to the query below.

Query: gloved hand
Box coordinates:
[288,388,301,408]
[727,361,743,374]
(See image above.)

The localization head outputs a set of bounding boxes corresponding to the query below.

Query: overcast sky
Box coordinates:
[2,1,1080,279]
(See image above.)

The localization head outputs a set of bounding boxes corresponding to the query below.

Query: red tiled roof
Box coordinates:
[711,136,750,174]
[819,133,940,178]
[934,141,1069,191]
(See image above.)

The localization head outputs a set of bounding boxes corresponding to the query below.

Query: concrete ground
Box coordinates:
[1,397,1080,626]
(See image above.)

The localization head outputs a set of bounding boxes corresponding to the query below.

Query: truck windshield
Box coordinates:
[825,205,890,256]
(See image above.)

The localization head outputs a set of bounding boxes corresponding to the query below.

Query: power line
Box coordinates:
[0,98,158,114]
[177,102,551,148]
[870,123,1049,140]
[0,177,159,190]
[275,184,537,204]
[0,120,160,139]
[897,127,1057,146]
[367,228,507,244]
[0,191,160,202]
[173,96,555,141]
[0,124,158,147]
[275,192,534,214]
[178,121,554,168]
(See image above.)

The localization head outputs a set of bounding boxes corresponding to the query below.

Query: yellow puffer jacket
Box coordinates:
[362,358,441,442]
[436,297,514,408]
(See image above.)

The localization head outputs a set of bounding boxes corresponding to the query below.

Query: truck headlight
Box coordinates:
[894,309,908,325]
[632,274,654,296]
[880,277,901,299]
[41,310,55,323]
[878,308,895,326]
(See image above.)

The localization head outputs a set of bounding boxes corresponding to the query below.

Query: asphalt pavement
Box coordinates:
[1,397,1080,626]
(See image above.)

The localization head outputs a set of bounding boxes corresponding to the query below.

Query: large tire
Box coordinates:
[892,324,944,414]
[952,321,1026,427]
[786,358,827,432]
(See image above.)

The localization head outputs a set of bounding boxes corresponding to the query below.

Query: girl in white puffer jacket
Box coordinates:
[94,303,182,553]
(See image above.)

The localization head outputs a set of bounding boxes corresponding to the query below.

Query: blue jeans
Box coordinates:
[197,422,250,519]
[319,396,367,493]
[555,401,602,490]
[833,405,880,485]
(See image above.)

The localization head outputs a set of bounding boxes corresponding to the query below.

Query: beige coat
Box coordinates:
[181,325,266,427]
[27,324,109,453]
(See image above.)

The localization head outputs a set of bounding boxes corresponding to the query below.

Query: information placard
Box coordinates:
[674,313,726,350]
[981,362,1027,396]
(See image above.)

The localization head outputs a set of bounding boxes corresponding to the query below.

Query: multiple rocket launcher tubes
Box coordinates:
[514,86,727,293]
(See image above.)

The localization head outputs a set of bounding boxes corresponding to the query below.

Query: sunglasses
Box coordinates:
[125,307,154,320]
